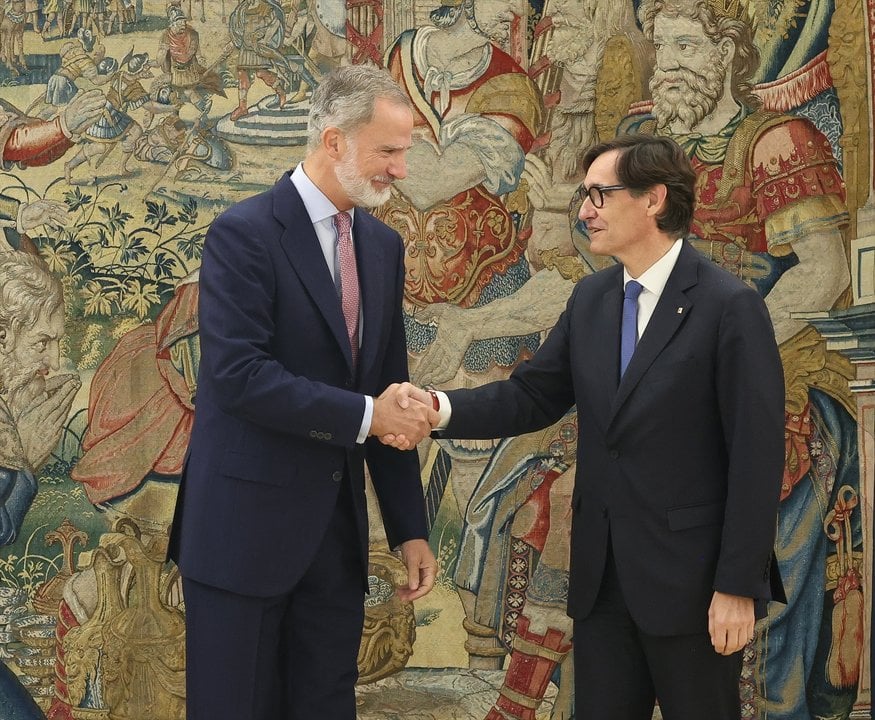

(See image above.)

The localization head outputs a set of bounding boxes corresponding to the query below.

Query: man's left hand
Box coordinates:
[396,538,437,603]
[708,591,754,655]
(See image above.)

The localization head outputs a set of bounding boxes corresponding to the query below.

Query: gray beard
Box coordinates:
[0,369,44,418]
[335,150,392,209]
[650,59,726,132]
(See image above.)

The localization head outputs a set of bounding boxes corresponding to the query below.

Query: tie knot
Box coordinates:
[333,211,351,239]
[624,280,643,301]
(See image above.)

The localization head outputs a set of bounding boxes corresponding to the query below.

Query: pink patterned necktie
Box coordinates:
[333,211,360,365]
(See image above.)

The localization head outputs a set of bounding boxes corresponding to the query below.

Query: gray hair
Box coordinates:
[306,64,412,152]
[0,252,63,339]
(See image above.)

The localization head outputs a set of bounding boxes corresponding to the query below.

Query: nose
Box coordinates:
[47,340,60,372]
[656,46,679,71]
[578,196,596,222]
[389,154,407,181]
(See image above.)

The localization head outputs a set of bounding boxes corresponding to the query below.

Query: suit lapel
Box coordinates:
[353,213,386,381]
[595,279,623,407]
[607,242,698,427]
[272,174,354,370]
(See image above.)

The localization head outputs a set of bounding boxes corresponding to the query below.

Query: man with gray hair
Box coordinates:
[168,64,438,720]
[0,249,80,720]
[0,250,80,546]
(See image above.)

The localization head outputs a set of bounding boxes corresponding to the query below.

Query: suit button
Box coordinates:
[309,430,317,438]
[326,433,333,440]
[609,449,619,459]
[332,471,343,482]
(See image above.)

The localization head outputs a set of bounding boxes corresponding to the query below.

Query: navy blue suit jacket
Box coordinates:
[443,241,785,635]
[168,173,427,597]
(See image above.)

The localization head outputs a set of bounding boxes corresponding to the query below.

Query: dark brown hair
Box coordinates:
[582,134,696,236]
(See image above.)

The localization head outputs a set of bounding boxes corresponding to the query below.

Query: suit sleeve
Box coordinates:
[443,283,579,439]
[713,286,785,599]
[365,234,428,547]
[198,210,365,447]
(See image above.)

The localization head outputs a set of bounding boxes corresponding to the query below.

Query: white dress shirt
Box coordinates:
[290,165,373,443]
[624,238,684,340]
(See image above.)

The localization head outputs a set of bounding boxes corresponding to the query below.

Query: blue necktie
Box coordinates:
[620,280,643,377]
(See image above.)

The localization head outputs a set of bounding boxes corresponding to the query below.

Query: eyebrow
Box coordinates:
[654,33,702,43]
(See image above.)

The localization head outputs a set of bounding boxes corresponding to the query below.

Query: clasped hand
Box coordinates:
[369,383,436,450]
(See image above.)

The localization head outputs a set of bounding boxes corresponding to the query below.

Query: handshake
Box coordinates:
[369,383,439,450]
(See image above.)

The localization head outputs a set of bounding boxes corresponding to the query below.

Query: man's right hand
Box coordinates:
[18,199,69,232]
[370,383,438,450]
[62,89,105,136]
[375,382,437,450]
[17,373,81,471]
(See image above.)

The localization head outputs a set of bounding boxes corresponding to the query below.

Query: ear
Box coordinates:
[0,326,11,354]
[321,126,346,160]
[646,184,668,217]
[719,37,736,65]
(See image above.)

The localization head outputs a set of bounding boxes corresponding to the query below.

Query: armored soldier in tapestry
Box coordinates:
[0,1,870,719]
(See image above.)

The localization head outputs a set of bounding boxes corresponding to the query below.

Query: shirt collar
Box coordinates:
[624,238,684,296]
[290,164,355,226]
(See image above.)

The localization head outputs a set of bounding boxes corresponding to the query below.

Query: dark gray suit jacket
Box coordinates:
[169,172,427,597]
[443,241,785,635]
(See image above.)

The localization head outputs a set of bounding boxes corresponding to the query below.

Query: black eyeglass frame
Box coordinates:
[578,184,627,208]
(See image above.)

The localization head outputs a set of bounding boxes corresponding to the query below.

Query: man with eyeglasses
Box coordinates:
[386,133,786,720]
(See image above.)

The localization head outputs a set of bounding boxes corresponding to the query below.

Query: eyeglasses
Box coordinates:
[578,184,627,208]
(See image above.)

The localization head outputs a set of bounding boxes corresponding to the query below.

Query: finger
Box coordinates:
[51,378,80,401]
[390,434,412,450]
[80,88,106,104]
[45,402,72,428]
[418,563,436,594]
[406,556,420,594]
[397,582,430,602]
[404,383,433,407]
[378,382,399,400]
[43,390,78,423]
[711,627,726,655]
[43,374,69,392]
[49,374,80,392]
[397,566,435,602]
[47,208,70,225]
[395,585,421,602]
[725,631,743,656]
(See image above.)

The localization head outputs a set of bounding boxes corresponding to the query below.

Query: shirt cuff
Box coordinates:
[357,394,373,444]
[433,390,451,430]
[58,111,72,139]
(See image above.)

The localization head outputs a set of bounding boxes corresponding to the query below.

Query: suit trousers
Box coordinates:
[181,478,365,720]
[572,541,743,720]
